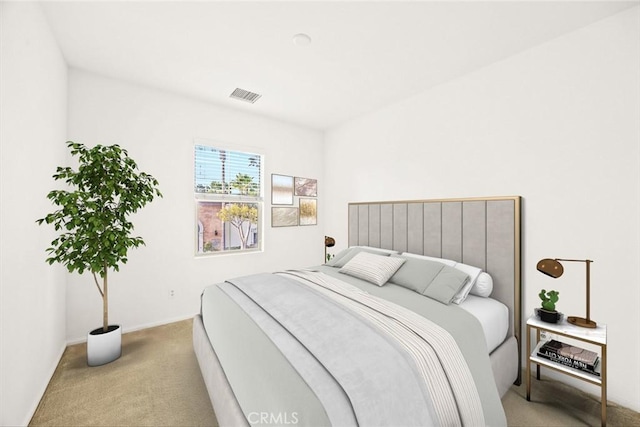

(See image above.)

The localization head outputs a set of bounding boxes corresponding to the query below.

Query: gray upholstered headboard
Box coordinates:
[348,196,521,357]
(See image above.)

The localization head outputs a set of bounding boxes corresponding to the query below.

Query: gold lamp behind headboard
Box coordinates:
[324,236,335,263]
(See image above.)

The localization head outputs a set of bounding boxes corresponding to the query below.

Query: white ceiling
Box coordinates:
[41,1,638,131]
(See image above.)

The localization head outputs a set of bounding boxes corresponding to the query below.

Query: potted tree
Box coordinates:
[537,289,561,323]
[37,141,162,366]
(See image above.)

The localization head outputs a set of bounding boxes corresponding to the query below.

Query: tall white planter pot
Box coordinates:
[87,325,122,366]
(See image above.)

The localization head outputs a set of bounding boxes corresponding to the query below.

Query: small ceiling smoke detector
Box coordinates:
[230,88,262,104]
[293,33,312,46]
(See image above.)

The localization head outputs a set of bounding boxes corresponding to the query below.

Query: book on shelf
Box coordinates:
[536,350,601,376]
[537,340,600,376]
[542,340,599,365]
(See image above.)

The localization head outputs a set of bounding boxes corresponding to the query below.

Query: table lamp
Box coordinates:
[536,258,596,328]
[324,236,335,263]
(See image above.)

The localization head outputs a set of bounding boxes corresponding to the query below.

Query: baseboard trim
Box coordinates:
[66,314,197,345]
[23,341,67,426]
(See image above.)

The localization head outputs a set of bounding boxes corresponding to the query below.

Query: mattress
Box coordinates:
[459,294,509,353]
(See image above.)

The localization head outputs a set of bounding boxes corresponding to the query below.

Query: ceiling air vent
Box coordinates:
[230,88,262,104]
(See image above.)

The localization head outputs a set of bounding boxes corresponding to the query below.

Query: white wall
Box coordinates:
[2,2,637,423]
[324,7,640,411]
[66,70,325,342]
[0,2,68,425]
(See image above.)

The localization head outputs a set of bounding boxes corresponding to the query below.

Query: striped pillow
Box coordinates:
[339,252,406,286]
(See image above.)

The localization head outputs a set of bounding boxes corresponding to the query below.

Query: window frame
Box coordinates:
[194,141,264,257]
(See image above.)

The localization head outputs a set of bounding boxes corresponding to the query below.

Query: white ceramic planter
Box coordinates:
[87,325,122,366]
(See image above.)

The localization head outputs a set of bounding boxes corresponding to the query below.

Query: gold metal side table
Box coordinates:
[526,314,607,426]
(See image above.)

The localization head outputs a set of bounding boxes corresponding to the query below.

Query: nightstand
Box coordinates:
[526,314,607,426]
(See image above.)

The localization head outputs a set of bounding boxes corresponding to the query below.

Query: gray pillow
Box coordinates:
[424,267,470,304]
[388,255,446,293]
[326,247,393,268]
[388,254,469,304]
[325,247,350,266]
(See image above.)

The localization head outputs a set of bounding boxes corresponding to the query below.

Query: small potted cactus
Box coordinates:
[537,289,561,323]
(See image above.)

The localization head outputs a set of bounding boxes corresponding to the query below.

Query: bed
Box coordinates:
[193,196,522,426]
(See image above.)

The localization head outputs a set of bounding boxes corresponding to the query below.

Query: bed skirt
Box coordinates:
[193,314,248,427]
[490,335,519,397]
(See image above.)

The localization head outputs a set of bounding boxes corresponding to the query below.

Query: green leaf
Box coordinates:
[36,140,161,293]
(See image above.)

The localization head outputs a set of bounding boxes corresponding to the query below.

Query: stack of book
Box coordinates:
[537,339,600,376]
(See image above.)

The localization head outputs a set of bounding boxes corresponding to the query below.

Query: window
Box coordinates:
[194,144,263,255]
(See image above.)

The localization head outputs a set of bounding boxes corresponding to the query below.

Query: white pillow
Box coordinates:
[400,252,457,267]
[451,262,483,304]
[339,252,406,286]
[356,246,399,255]
[470,272,493,297]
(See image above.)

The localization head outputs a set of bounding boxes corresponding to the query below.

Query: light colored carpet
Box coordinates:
[30,319,640,426]
[30,319,217,427]
[504,374,640,426]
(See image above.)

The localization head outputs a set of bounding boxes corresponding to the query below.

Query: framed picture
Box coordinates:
[299,198,317,226]
[271,207,299,227]
[295,177,317,197]
[271,174,294,205]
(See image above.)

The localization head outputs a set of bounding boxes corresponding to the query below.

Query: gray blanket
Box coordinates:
[220,270,487,427]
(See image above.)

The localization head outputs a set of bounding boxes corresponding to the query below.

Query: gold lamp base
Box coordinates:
[567,316,597,328]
